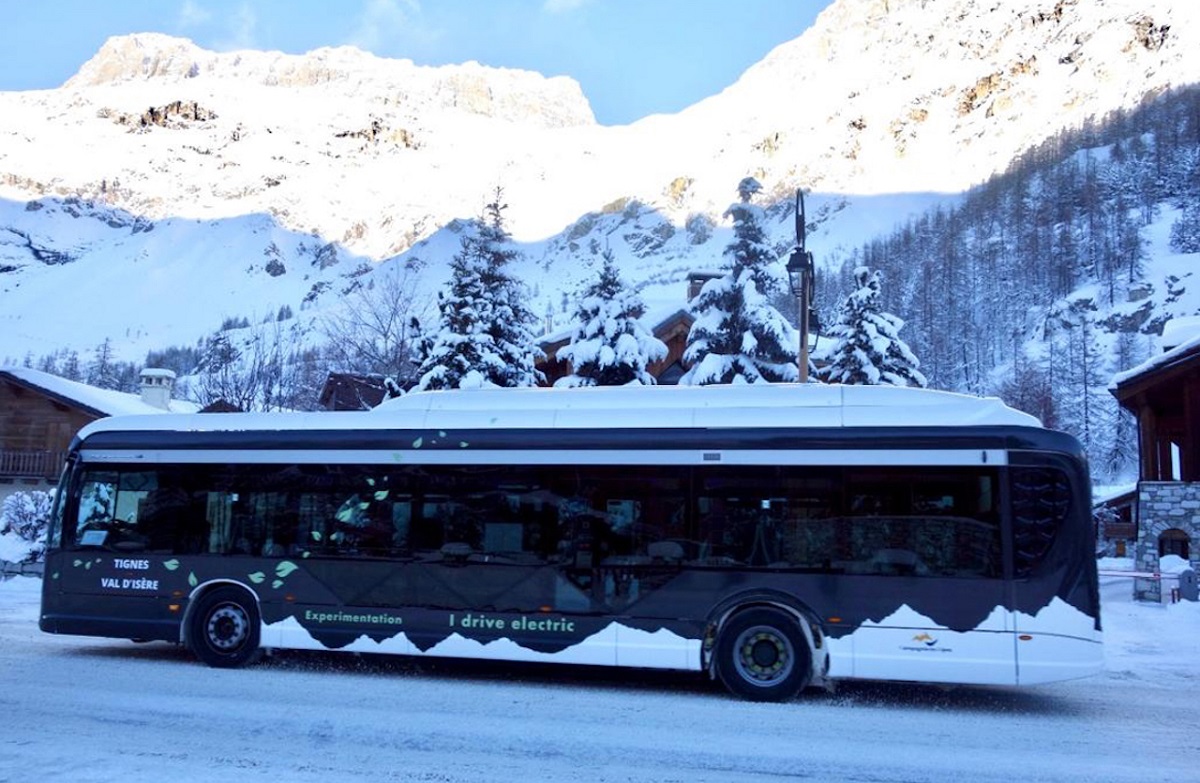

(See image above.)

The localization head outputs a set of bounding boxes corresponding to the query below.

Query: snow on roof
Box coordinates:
[376,383,1040,430]
[1092,482,1138,505]
[1110,318,1200,390]
[0,366,198,417]
[77,384,1040,441]
[1161,316,1200,350]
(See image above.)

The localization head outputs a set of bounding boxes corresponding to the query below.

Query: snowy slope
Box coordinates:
[1,0,1198,363]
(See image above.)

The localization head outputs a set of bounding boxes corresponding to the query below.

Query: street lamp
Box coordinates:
[786,189,816,383]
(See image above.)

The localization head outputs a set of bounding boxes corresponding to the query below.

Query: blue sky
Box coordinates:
[0,0,829,125]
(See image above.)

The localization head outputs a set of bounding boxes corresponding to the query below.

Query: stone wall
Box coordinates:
[1134,482,1200,600]
[1,560,43,578]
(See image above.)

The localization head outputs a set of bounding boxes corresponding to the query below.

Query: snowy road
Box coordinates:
[1,575,1196,783]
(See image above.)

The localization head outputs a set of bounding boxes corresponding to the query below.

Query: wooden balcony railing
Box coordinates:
[0,449,65,479]
[1103,522,1138,540]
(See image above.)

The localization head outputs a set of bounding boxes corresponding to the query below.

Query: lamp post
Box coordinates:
[786,189,816,383]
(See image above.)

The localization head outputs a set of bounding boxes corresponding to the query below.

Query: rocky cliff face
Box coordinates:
[674,0,1200,195]
[65,33,596,129]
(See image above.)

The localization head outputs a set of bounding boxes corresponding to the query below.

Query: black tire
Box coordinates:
[188,586,262,668]
[715,608,811,702]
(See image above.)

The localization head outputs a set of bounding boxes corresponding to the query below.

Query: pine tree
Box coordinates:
[555,249,667,387]
[61,350,82,381]
[680,177,799,385]
[1169,201,1200,253]
[996,348,1058,430]
[87,339,120,390]
[820,266,927,387]
[416,189,543,390]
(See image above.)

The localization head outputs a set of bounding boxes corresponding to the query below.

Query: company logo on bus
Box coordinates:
[912,633,938,647]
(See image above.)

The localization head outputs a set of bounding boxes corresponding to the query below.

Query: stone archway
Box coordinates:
[1135,483,1200,577]
[1159,528,1191,560]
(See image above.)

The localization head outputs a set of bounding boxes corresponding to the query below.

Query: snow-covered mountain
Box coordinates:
[1,0,1198,366]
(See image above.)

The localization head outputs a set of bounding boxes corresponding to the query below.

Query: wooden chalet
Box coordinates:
[0,367,194,503]
[1110,319,1200,598]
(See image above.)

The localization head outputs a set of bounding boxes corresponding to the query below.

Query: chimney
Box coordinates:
[139,368,176,410]
[687,271,722,301]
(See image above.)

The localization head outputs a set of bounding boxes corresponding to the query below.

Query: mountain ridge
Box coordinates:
[2,0,1199,435]
[65,32,597,129]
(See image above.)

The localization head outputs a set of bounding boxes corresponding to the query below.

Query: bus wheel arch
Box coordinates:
[711,602,822,701]
[185,582,263,668]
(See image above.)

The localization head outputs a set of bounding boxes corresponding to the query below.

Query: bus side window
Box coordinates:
[138,487,192,553]
[206,492,236,554]
[74,470,156,550]
[75,473,118,546]
[839,469,1001,578]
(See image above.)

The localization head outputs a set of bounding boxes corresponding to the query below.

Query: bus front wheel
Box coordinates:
[716,608,811,701]
[189,586,262,668]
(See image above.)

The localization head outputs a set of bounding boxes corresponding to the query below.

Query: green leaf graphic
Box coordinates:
[188,572,198,587]
[163,559,180,571]
[275,561,298,579]
[248,571,266,584]
[272,579,283,589]
[412,437,423,449]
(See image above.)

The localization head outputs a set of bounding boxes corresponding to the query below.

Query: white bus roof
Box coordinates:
[76,384,1041,441]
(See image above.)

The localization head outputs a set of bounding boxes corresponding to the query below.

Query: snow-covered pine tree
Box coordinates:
[821,266,927,387]
[679,177,799,385]
[554,249,667,387]
[0,490,51,563]
[1169,200,1200,253]
[87,338,120,390]
[416,189,543,390]
[60,350,82,381]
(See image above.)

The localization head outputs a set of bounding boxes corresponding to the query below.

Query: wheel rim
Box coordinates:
[732,624,794,687]
[206,602,250,652]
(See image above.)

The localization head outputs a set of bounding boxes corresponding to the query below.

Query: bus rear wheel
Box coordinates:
[189,586,262,668]
[716,608,811,701]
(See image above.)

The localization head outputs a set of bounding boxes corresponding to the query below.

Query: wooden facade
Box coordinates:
[0,371,105,493]
[1110,336,1200,589]
[1111,340,1200,482]
[319,372,392,411]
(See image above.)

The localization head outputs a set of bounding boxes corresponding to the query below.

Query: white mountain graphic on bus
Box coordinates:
[824,600,1101,686]
[264,616,699,670]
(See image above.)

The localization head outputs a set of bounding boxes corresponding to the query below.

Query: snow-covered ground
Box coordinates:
[1,565,1196,782]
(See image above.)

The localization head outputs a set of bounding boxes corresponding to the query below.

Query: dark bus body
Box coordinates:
[40,384,1101,700]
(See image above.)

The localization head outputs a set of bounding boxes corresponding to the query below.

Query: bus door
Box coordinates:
[50,467,184,642]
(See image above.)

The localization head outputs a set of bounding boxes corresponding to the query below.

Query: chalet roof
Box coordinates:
[538,304,692,352]
[0,367,198,417]
[1110,326,1200,403]
[318,372,392,411]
